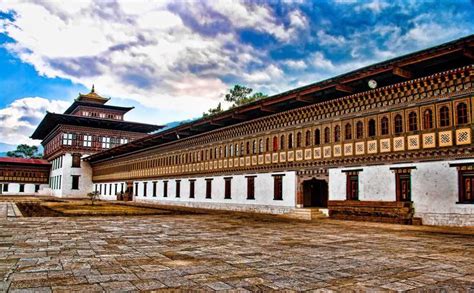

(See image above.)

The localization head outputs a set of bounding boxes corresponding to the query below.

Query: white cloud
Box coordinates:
[0,97,69,145]
[311,52,335,71]
[283,59,307,70]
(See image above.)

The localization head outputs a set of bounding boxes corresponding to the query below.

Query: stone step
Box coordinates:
[280,208,328,221]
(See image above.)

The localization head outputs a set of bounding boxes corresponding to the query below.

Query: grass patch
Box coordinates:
[17,200,176,217]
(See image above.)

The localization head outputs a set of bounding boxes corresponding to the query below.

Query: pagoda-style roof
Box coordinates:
[85,34,474,164]
[64,101,135,115]
[31,112,163,140]
[76,85,110,104]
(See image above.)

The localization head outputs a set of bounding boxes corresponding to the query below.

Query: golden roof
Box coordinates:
[76,85,110,104]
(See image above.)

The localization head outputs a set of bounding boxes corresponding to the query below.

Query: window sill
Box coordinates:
[456,202,474,205]
[247,198,255,200]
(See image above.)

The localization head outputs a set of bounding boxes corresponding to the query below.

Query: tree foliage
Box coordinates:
[225,85,268,107]
[203,102,223,117]
[6,144,42,159]
[203,85,268,117]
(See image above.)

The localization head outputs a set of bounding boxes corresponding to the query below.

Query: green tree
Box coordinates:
[203,102,223,117]
[224,85,268,107]
[6,144,42,159]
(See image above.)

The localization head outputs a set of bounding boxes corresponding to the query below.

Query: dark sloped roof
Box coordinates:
[31,113,163,140]
[0,157,50,165]
[82,34,474,163]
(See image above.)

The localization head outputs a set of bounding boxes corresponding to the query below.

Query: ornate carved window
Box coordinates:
[314,129,321,145]
[345,123,352,140]
[259,139,263,153]
[368,119,376,137]
[440,106,450,127]
[288,133,293,149]
[246,141,250,155]
[408,112,418,131]
[334,125,341,142]
[324,127,330,144]
[345,171,359,200]
[356,121,363,139]
[273,136,278,151]
[394,114,403,134]
[252,140,256,154]
[305,130,311,146]
[456,102,468,125]
[280,135,285,150]
[423,109,433,129]
[296,132,302,148]
[381,117,389,135]
[265,137,270,152]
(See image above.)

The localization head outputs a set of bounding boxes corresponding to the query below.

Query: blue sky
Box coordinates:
[0,0,473,147]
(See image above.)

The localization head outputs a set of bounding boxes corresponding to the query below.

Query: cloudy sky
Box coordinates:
[0,0,473,147]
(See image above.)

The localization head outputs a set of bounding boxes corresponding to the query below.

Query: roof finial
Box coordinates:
[91,84,95,93]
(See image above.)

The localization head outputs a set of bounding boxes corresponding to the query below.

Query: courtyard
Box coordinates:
[0,201,473,292]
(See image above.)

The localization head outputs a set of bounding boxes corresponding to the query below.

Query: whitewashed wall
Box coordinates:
[49,153,93,198]
[0,183,49,196]
[96,171,297,214]
[329,159,474,226]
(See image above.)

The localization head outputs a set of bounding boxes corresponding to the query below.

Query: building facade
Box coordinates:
[84,36,474,226]
[0,158,50,195]
[29,87,162,197]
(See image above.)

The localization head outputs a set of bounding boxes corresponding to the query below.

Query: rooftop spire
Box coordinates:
[91,84,95,93]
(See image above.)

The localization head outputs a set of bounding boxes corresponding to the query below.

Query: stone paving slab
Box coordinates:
[0,214,473,291]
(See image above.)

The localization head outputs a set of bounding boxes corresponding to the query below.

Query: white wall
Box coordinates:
[329,159,474,226]
[49,153,93,198]
[96,171,297,214]
[0,183,49,196]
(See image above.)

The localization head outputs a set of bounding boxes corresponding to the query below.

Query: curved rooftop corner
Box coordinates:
[84,34,474,164]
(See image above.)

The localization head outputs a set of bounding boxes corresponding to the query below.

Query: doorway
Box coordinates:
[302,178,328,207]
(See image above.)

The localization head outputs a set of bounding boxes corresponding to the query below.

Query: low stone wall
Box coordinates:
[328,200,415,224]
[135,198,293,215]
[416,213,474,227]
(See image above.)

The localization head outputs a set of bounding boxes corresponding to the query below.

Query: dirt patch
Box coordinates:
[16,202,64,217]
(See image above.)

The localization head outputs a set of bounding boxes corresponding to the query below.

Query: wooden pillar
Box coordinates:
[125,181,134,201]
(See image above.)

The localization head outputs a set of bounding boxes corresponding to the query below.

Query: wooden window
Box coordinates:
[381,117,389,135]
[334,125,341,142]
[368,119,376,137]
[109,183,112,195]
[101,136,111,149]
[423,109,433,129]
[346,172,359,200]
[259,139,263,153]
[163,181,168,197]
[265,138,270,152]
[394,114,403,134]
[408,112,418,131]
[456,102,468,125]
[356,121,363,139]
[246,141,250,155]
[280,135,285,150]
[288,133,293,149]
[224,177,232,199]
[395,172,411,201]
[143,182,147,197]
[19,184,25,193]
[240,143,244,156]
[440,106,450,127]
[70,175,79,190]
[246,176,255,200]
[189,180,195,198]
[35,185,40,193]
[62,133,74,145]
[175,180,181,198]
[206,179,212,198]
[72,153,81,168]
[324,127,330,144]
[273,136,278,151]
[3,184,8,192]
[252,140,256,154]
[305,130,311,146]
[83,135,92,147]
[115,184,118,195]
[273,175,283,200]
[296,132,302,148]
[345,123,352,140]
[459,171,474,203]
[152,181,157,197]
[314,129,321,145]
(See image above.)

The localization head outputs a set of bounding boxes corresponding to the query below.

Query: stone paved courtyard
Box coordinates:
[1,212,474,292]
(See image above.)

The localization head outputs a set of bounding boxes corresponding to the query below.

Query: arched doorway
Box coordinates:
[302,178,328,207]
